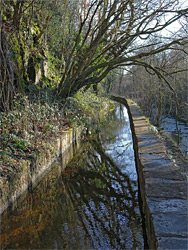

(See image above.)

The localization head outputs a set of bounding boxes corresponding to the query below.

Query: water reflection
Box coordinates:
[160,117,188,156]
[0,105,144,249]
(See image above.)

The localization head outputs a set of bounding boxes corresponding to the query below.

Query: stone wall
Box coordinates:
[0,126,82,215]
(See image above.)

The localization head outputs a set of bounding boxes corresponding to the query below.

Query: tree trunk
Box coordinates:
[27,57,36,83]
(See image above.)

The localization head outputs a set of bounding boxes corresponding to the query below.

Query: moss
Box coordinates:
[8,33,28,87]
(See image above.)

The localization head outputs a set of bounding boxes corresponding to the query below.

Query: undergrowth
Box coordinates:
[0,87,114,180]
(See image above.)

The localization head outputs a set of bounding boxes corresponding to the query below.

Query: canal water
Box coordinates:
[160,117,188,156]
[0,105,145,249]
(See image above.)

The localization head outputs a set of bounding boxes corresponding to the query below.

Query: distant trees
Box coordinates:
[0,0,188,111]
[112,42,188,124]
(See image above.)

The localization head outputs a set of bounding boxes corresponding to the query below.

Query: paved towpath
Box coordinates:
[128,100,188,250]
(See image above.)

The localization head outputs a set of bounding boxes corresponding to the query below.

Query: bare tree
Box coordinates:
[120,41,188,126]
[55,0,188,98]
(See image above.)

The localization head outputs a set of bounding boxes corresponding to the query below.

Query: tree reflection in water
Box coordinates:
[0,105,144,249]
[61,137,143,250]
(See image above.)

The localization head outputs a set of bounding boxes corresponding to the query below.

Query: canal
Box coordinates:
[160,117,188,156]
[0,105,145,249]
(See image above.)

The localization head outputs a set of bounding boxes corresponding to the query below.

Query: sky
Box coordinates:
[162,0,188,36]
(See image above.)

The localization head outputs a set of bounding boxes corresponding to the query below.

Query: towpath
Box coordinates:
[128,100,188,250]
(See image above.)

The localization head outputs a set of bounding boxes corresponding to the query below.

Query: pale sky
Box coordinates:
[162,0,188,37]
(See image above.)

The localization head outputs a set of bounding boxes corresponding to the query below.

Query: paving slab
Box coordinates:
[153,213,188,237]
[146,198,188,213]
[143,169,186,180]
[145,180,187,199]
[127,100,188,250]
[138,141,166,154]
[157,237,188,250]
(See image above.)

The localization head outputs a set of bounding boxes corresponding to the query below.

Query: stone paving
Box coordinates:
[128,100,188,250]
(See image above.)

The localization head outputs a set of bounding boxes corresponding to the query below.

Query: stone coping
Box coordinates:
[127,100,188,250]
